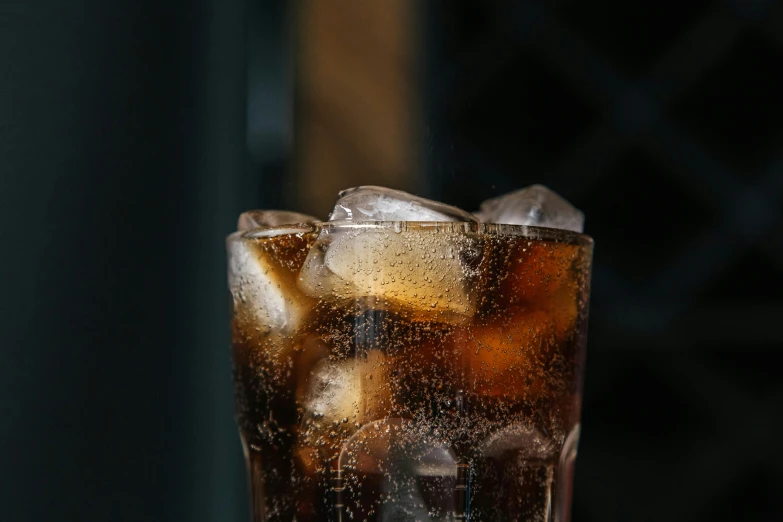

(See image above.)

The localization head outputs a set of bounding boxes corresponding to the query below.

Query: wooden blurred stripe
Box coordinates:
[294,0,420,218]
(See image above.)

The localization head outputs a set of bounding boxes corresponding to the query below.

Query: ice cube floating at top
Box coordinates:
[329,186,478,223]
[237,184,584,232]
[231,184,585,327]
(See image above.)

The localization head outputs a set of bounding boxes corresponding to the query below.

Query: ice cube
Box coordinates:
[330,186,478,222]
[227,235,309,337]
[338,418,457,476]
[301,350,391,425]
[452,309,569,398]
[337,419,456,522]
[478,422,559,460]
[238,210,318,230]
[478,185,584,233]
[298,226,484,322]
[302,358,360,422]
[294,349,392,476]
[298,187,483,321]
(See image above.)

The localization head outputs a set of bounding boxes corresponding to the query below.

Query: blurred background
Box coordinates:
[1,0,782,521]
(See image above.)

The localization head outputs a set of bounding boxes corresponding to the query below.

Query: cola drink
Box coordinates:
[227,188,592,522]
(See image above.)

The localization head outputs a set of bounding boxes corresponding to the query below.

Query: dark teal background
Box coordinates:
[0,0,251,520]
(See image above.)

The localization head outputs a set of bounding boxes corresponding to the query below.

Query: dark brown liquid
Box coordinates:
[229,225,591,521]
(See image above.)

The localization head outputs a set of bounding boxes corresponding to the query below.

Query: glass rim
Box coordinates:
[227,220,593,246]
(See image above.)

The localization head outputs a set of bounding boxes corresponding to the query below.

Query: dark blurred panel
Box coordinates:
[246,0,291,210]
[0,0,254,520]
[422,2,783,521]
